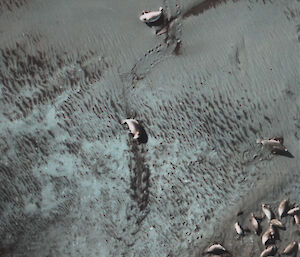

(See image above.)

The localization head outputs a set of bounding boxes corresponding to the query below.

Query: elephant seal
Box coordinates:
[234,222,244,236]
[278,199,289,218]
[122,118,148,144]
[250,213,260,235]
[256,137,286,150]
[262,225,278,246]
[281,241,297,255]
[287,207,300,216]
[260,245,277,257]
[122,119,140,139]
[204,243,227,255]
[139,7,164,27]
[270,219,285,229]
[257,137,294,157]
[262,204,274,220]
[294,214,300,226]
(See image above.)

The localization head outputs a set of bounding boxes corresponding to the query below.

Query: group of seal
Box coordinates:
[231,199,300,257]
[203,200,300,256]
[122,7,297,257]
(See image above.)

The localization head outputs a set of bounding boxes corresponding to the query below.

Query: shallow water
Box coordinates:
[0,0,300,256]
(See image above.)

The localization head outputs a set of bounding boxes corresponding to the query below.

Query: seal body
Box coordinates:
[260,245,277,257]
[281,241,297,255]
[250,213,260,235]
[294,214,300,226]
[262,225,277,246]
[268,224,279,239]
[262,204,274,220]
[287,207,300,216]
[122,119,140,139]
[234,222,244,236]
[261,229,273,247]
[139,7,163,23]
[204,243,226,255]
[270,219,285,229]
[122,118,148,144]
[278,199,289,218]
[256,137,285,149]
[257,137,294,157]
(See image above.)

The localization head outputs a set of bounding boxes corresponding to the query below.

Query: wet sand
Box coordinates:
[0,0,300,256]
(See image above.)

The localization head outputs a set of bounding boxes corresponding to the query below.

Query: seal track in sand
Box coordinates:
[0,0,299,256]
[122,0,183,89]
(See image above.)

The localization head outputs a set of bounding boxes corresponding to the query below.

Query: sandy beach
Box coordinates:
[0,0,300,256]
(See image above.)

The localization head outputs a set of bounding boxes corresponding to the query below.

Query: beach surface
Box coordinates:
[0,0,300,256]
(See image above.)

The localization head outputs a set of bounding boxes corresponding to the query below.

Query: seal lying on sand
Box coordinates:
[281,241,298,255]
[139,7,164,27]
[278,199,289,218]
[256,137,287,150]
[122,119,140,139]
[287,206,300,216]
[261,204,274,220]
[260,245,277,257]
[270,219,285,229]
[256,137,294,158]
[234,222,244,236]
[204,243,227,255]
[122,118,148,144]
[250,213,261,235]
[294,214,300,226]
[261,225,276,247]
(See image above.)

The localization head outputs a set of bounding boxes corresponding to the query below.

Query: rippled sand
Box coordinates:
[0,0,299,256]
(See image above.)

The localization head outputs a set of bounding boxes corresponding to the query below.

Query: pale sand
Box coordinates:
[0,0,299,256]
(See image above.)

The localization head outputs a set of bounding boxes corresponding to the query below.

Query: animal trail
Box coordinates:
[229,37,247,72]
[125,139,150,237]
[126,1,183,89]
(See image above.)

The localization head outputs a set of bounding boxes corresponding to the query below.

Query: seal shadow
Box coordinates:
[271,149,294,158]
[126,130,151,230]
[137,124,148,144]
[145,13,165,28]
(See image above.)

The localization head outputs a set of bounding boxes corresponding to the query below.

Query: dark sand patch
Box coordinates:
[0,0,299,256]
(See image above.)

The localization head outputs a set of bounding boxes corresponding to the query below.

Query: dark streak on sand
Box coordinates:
[127,2,183,88]
[127,138,150,226]
[0,0,299,256]
[183,0,238,19]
